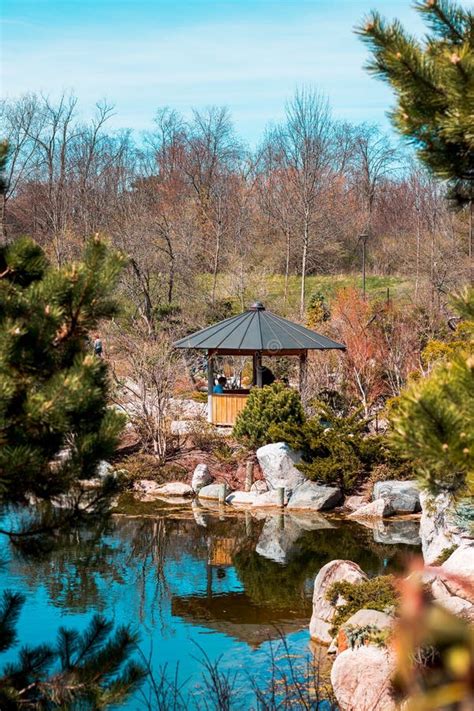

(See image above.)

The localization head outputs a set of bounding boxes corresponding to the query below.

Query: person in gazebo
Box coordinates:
[213,376,227,394]
[260,366,275,387]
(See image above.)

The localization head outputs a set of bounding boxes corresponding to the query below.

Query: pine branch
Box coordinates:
[416,0,470,44]
[0,591,25,653]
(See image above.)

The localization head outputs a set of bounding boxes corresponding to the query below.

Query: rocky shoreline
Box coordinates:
[126,440,473,711]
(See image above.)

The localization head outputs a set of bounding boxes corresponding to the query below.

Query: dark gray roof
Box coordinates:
[174,302,345,353]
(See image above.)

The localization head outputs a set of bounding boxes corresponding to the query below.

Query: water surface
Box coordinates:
[0,498,420,708]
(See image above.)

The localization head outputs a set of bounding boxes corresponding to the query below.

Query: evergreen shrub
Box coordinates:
[233,383,305,449]
[326,575,399,635]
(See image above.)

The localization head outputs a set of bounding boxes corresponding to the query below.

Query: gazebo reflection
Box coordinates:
[171,591,308,648]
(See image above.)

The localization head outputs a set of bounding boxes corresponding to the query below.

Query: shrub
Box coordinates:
[269,404,386,494]
[306,291,330,328]
[119,453,188,484]
[233,383,305,449]
[188,417,224,452]
[326,575,399,635]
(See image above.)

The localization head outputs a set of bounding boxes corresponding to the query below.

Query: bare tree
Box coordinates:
[184,106,242,304]
[272,88,335,316]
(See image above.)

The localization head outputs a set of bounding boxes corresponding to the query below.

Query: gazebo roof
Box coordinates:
[174,302,345,355]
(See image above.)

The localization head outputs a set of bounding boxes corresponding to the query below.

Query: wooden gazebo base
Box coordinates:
[211,391,249,426]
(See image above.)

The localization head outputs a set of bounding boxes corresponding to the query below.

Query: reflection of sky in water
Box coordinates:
[0,507,420,708]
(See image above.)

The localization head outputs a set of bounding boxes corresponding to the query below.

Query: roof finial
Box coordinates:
[249,301,265,311]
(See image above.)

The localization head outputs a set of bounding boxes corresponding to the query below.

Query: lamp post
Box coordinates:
[359,233,369,300]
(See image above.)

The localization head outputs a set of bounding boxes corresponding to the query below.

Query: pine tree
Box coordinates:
[0,236,126,506]
[0,592,146,709]
[357,1,474,261]
[0,237,146,708]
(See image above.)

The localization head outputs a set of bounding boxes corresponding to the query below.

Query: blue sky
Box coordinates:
[2,1,430,144]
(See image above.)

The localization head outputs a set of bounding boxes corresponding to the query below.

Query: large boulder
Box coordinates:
[331,646,396,711]
[287,481,342,511]
[256,515,302,564]
[441,544,474,603]
[348,498,393,520]
[431,577,474,621]
[256,442,305,491]
[373,480,421,513]
[419,491,462,564]
[192,464,213,492]
[336,608,394,654]
[309,560,368,644]
[198,483,227,500]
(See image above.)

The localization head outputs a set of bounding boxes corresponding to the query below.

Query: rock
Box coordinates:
[252,489,288,508]
[287,481,342,511]
[250,480,268,494]
[331,646,396,711]
[431,577,474,620]
[155,482,193,497]
[373,480,421,513]
[192,464,213,492]
[344,495,367,512]
[309,560,368,644]
[256,515,302,564]
[133,480,192,500]
[256,442,305,491]
[419,491,462,564]
[372,519,421,546]
[441,544,474,603]
[133,479,162,498]
[96,460,114,478]
[348,498,393,520]
[337,609,393,653]
[168,397,207,419]
[226,490,257,506]
[198,483,227,500]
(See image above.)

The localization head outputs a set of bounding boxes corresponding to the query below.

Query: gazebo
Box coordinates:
[174,301,345,426]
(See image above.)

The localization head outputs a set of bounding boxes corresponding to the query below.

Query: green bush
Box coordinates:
[233,383,305,448]
[326,575,399,635]
[269,404,386,494]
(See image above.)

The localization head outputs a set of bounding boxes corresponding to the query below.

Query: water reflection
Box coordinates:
[1,499,420,706]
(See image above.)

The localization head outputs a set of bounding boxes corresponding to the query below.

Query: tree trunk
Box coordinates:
[0,192,6,245]
[211,225,221,306]
[300,223,308,318]
[469,198,473,284]
[284,228,291,308]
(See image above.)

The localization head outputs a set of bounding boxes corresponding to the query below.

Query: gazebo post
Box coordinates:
[299,351,308,392]
[207,351,214,423]
[255,351,263,387]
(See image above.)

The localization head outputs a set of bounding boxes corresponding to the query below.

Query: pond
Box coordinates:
[0,497,421,709]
